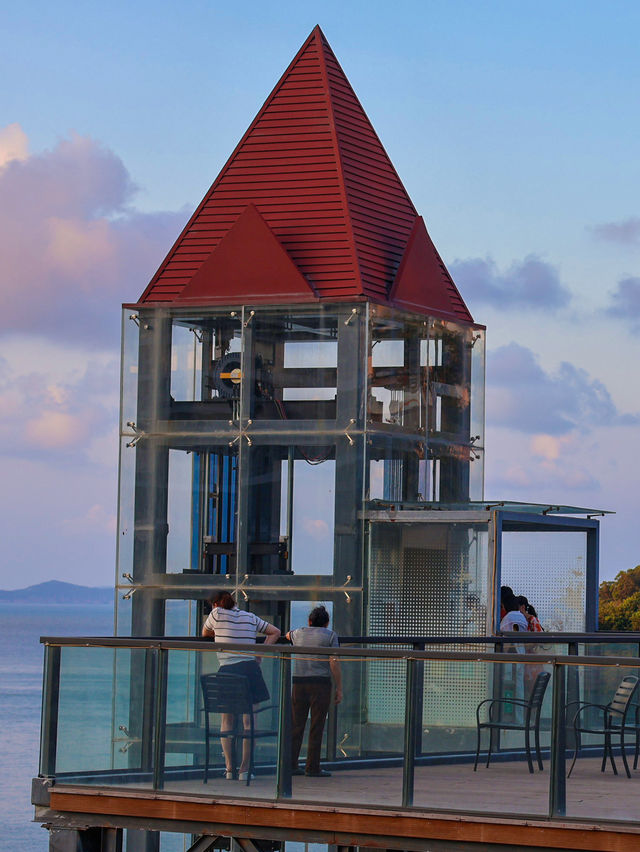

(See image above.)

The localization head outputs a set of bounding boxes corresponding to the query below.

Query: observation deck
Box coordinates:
[33,635,640,852]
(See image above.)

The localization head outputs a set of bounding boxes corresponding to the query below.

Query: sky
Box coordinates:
[1,0,639,589]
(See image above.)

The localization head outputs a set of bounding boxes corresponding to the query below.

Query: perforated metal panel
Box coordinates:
[367,522,489,726]
[501,531,587,632]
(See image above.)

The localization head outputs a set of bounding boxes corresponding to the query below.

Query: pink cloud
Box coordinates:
[302,518,330,540]
[0,123,28,167]
[61,503,117,536]
[0,345,117,461]
[0,125,187,346]
[25,410,90,450]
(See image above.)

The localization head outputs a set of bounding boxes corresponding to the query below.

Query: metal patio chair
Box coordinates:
[474,670,550,774]
[567,674,639,779]
[201,671,278,786]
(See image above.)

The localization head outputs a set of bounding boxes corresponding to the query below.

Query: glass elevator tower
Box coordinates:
[117,302,485,639]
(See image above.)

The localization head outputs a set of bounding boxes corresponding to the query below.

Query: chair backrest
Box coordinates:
[201,672,253,716]
[609,675,639,719]
[528,671,551,710]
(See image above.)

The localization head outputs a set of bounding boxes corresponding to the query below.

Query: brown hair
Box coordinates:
[209,590,236,610]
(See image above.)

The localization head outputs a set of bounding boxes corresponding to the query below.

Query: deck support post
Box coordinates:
[49,828,122,852]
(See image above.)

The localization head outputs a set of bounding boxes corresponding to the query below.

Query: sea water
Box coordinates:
[0,604,114,852]
[0,602,323,852]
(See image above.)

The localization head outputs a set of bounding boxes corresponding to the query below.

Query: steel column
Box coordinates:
[402,657,418,806]
[549,662,567,817]
[40,644,61,778]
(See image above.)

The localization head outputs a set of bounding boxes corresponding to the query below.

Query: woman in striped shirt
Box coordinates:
[202,590,280,779]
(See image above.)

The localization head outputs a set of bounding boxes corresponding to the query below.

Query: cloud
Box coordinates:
[0,340,118,463]
[0,123,28,167]
[302,518,330,540]
[606,277,640,330]
[487,342,637,435]
[450,255,571,311]
[485,427,600,499]
[0,125,187,346]
[61,503,117,536]
[591,217,640,246]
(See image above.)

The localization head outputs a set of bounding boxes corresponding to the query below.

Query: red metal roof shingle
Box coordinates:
[137,26,473,323]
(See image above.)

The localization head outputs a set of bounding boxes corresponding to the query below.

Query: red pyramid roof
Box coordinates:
[138,26,473,323]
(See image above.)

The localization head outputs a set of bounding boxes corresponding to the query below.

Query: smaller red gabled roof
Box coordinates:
[389,218,473,323]
[175,204,317,305]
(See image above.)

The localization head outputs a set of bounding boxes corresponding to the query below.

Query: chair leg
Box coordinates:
[604,731,617,775]
[634,727,640,770]
[246,713,255,786]
[567,731,580,779]
[485,728,494,769]
[524,727,534,774]
[473,726,482,771]
[203,730,209,784]
[620,729,631,779]
[535,722,543,770]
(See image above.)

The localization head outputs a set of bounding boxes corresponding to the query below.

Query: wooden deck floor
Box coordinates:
[148,755,640,822]
[40,757,640,852]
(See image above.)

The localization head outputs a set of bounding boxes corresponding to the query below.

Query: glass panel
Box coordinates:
[366,435,427,502]
[365,306,484,504]
[162,647,281,801]
[368,307,426,432]
[281,457,335,576]
[289,656,405,807]
[116,434,136,635]
[54,646,154,788]
[120,308,140,431]
[185,310,243,406]
[163,648,206,774]
[283,339,337,402]
[469,447,484,500]
[426,318,476,503]
[201,449,239,576]
[170,322,202,402]
[240,305,341,423]
[501,531,587,631]
[415,659,551,816]
[290,600,334,631]
[470,326,485,474]
[367,521,489,638]
[165,600,198,637]
[566,662,640,822]
[166,449,195,574]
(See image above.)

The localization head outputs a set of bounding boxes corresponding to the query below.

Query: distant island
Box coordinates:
[0,580,113,605]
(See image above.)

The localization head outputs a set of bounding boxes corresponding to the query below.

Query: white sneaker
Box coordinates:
[238,771,255,782]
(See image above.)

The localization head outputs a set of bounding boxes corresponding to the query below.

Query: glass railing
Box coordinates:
[38,637,640,823]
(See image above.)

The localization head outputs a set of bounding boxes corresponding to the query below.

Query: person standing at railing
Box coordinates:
[202,590,281,780]
[286,605,343,777]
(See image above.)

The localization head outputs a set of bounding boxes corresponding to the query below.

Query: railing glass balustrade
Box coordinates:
[38,636,640,823]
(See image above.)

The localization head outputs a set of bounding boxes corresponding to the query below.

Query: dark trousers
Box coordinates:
[291,679,331,773]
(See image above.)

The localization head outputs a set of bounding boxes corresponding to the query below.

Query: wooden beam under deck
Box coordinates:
[48,788,640,852]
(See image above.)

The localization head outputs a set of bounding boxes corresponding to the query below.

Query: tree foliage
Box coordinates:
[599,566,640,630]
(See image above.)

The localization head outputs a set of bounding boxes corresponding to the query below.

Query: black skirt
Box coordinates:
[218,659,270,704]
